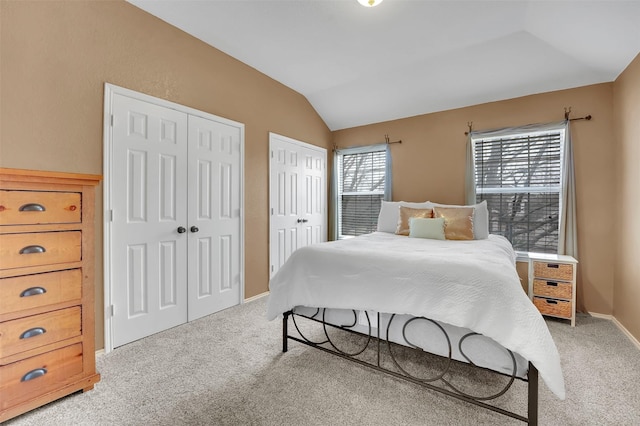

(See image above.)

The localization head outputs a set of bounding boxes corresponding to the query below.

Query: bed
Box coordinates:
[267,202,565,424]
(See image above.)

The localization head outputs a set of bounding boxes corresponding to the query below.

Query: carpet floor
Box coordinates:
[5,296,640,425]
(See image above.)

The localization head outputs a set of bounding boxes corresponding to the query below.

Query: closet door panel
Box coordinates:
[187,115,242,321]
[111,94,188,348]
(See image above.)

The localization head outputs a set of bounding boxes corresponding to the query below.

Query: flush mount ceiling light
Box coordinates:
[358,0,384,7]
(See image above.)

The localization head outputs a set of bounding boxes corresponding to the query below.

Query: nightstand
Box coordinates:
[528,253,578,326]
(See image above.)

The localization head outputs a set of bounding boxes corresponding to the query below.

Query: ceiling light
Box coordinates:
[358,0,384,7]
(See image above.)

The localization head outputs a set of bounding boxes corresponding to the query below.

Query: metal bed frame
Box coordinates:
[282,308,539,425]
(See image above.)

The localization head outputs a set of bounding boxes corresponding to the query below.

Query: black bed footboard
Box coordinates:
[281,309,539,425]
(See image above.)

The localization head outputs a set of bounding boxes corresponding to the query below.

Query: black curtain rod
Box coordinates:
[464,110,593,135]
[333,134,401,151]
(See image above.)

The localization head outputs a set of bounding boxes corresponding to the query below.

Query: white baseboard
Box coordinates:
[244,291,269,303]
[588,311,640,351]
[96,348,105,358]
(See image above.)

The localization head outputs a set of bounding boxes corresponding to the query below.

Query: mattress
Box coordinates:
[267,232,565,399]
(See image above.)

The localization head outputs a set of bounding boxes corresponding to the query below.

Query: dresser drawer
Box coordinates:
[533,297,572,319]
[0,270,82,316]
[0,307,81,359]
[0,191,81,226]
[533,261,573,281]
[533,279,572,300]
[0,343,83,410]
[0,232,81,270]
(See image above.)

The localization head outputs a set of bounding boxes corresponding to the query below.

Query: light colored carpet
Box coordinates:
[5,296,640,425]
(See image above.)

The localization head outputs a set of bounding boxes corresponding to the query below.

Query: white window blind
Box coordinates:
[473,129,564,253]
[338,148,386,238]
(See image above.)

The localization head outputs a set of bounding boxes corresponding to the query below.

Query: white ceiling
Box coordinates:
[127,0,640,130]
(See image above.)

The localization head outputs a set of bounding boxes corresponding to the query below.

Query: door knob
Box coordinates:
[190,226,199,233]
[297,218,303,223]
[177,226,186,234]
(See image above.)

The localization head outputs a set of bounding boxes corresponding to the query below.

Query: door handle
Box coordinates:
[302,219,308,223]
[190,226,199,233]
[297,218,303,223]
[177,226,186,234]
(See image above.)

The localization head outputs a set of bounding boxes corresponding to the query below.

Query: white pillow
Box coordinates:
[409,217,445,240]
[428,200,489,239]
[377,200,433,233]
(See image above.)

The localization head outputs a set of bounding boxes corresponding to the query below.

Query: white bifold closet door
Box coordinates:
[111,93,242,348]
[269,133,327,278]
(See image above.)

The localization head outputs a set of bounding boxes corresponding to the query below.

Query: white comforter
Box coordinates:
[267,232,565,399]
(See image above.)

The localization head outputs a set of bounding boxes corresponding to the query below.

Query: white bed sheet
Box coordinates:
[267,232,565,399]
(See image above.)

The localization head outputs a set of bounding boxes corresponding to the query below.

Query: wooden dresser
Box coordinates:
[0,168,101,422]
[528,253,578,327]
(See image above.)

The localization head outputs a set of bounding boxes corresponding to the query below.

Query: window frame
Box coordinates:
[471,125,566,255]
[335,145,387,239]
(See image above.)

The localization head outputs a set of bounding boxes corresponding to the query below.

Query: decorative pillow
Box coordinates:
[377,200,433,233]
[432,206,474,240]
[396,206,433,236]
[429,200,489,239]
[409,217,445,240]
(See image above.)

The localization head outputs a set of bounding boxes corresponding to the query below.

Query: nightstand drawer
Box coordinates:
[0,343,83,410]
[0,232,81,270]
[0,307,81,360]
[533,261,573,281]
[0,191,81,225]
[0,270,82,316]
[533,297,572,319]
[533,279,572,300]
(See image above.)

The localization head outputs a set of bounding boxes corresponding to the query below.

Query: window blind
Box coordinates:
[338,149,386,237]
[474,131,563,253]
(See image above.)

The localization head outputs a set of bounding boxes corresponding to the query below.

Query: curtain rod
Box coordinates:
[333,134,402,151]
[565,107,592,121]
[464,109,593,135]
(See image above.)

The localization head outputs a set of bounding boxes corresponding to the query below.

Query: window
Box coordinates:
[472,127,565,253]
[337,147,387,238]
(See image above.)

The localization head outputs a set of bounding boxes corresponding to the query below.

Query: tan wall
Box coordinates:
[0,1,332,349]
[613,53,640,341]
[333,84,617,317]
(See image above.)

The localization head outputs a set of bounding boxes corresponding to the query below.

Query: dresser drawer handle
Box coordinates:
[546,281,559,287]
[19,203,46,212]
[19,245,46,255]
[547,263,559,269]
[20,327,47,339]
[20,286,47,297]
[545,299,558,305]
[21,368,47,382]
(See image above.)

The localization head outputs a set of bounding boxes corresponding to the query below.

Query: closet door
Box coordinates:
[111,94,189,347]
[187,115,242,321]
[269,133,326,278]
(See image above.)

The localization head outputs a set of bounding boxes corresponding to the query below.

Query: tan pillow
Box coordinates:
[432,206,474,240]
[396,206,433,236]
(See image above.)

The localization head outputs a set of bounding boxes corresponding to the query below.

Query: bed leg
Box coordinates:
[283,311,290,353]
[528,362,539,426]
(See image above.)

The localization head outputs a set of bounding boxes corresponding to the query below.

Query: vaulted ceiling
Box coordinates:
[128,0,640,130]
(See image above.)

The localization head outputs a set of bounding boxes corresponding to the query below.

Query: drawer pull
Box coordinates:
[20,327,47,339]
[20,286,48,297]
[19,203,46,212]
[545,299,558,305]
[547,263,559,269]
[21,368,47,382]
[546,281,558,287]
[19,245,46,255]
